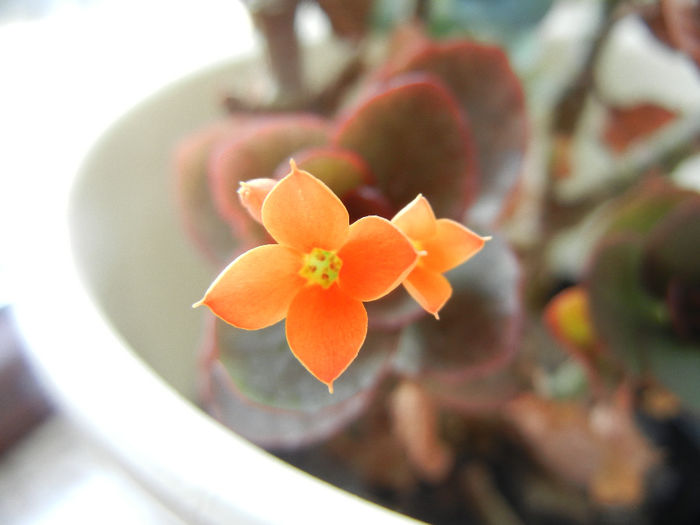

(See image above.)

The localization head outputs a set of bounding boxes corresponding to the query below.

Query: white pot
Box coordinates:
[12,59,418,525]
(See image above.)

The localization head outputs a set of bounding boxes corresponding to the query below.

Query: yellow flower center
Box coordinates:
[299,248,342,289]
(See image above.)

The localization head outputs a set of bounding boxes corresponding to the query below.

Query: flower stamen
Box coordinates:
[300,248,343,288]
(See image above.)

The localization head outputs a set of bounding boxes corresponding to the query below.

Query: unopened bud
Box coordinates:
[238,178,277,224]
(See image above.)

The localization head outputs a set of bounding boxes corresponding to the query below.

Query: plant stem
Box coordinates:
[245,0,304,100]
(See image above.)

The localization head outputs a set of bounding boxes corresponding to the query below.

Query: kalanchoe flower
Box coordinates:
[194,161,419,392]
[391,195,490,318]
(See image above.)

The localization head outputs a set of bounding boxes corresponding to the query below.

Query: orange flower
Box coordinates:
[195,161,419,392]
[391,195,490,318]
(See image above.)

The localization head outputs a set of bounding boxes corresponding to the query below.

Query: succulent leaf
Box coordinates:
[393,234,520,380]
[203,360,373,449]
[175,119,250,264]
[211,319,400,411]
[391,41,528,224]
[209,115,330,229]
[335,76,478,219]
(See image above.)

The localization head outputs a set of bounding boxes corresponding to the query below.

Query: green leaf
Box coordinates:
[647,337,700,412]
[642,199,700,296]
[605,178,696,237]
[292,147,373,198]
[587,236,666,372]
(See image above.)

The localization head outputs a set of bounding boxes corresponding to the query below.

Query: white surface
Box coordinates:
[0,414,185,525]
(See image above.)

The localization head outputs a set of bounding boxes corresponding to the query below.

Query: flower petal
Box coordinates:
[195,244,304,330]
[286,284,367,392]
[261,161,349,252]
[421,219,488,273]
[337,216,419,302]
[391,194,437,241]
[403,265,452,319]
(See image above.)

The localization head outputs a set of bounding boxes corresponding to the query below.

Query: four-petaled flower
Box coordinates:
[391,195,490,318]
[195,161,419,392]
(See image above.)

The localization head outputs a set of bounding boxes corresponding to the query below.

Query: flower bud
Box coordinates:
[237,178,277,224]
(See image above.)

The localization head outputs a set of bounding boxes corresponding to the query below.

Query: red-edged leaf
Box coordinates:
[391,41,528,225]
[393,234,521,381]
[272,147,396,221]
[373,23,432,79]
[335,77,478,219]
[203,360,373,449]
[174,118,250,264]
[209,115,330,236]
[206,318,399,412]
[275,146,374,197]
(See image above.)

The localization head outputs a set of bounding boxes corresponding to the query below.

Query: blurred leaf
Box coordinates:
[428,0,554,42]
[507,394,659,506]
[587,236,666,372]
[211,319,399,412]
[204,361,372,449]
[642,198,700,297]
[174,119,249,264]
[603,104,677,154]
[335,76,478,219]
[418,360,524,414]
[392,41,527,224]
[316,0,375,38]
[605,178,696,237]
[291,146,373,197]
[394,234,521,380]
[389,380,454,482]
[366,286,425,331]
[209,115,330,231]
[647,336,700,412]
[342,185,396,223]
[588,189,700,409]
